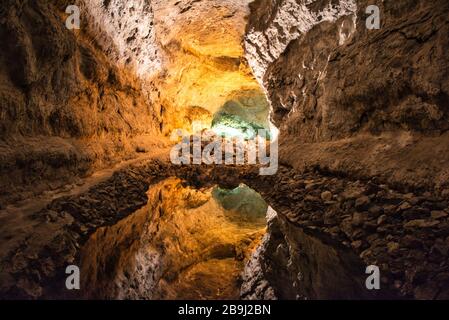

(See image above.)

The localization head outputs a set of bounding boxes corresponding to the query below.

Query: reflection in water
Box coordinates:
[79,178,267,299]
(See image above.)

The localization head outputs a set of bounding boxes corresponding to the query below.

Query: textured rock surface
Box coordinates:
[2,160,449,299]
[0,157,169,299]
[81,0,162,76]
[241,166,449,299]
[151,0,268,134]
[241,207,377,300]
[0,0,165,204]
[2,0,449,302]
[245,0,449,190]
[0,170,266,299]
[245,0,357,83]
[82,179,266,300]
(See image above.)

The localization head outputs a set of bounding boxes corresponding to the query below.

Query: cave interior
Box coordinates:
[0,0,449,301]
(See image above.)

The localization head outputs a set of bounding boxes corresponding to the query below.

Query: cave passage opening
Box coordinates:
[210,89,273,140]
[75,0,281,300]
[150,0,278,142]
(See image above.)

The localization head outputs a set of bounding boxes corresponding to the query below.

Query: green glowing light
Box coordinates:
[211,112,270,140]
[212,184,268,220]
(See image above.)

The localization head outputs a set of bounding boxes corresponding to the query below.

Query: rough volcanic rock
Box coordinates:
[241,205,382,300]
[0,0,165,204]
[81,0,162,76]
[245,0,449,190]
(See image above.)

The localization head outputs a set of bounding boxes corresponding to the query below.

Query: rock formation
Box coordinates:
[0,0,164,204]
[245,0,449,190]
[1,0,448,301]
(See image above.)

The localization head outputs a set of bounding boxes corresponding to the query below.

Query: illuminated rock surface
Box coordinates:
[0,0,449,301]
[245,0,449,189]
[79,178,266,299]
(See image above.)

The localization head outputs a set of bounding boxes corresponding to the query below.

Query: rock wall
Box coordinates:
[239,165,449,300]
[0,0,165,205]
[81,0,162,77]
[245,0,449,190]
[245,0,357,84]
[241,207,378,300]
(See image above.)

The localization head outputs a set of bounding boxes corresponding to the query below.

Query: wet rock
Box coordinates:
[341,188,364,201]
[402,207,431,220]
[394,280,403,290]
[352,212,365,227]
[351,229,365,240]
[414,283,439,300]
[351,240,363,250]
[17,278,42,299]
[11,253,28,273]
[383,205,398,215]
[340,218,353,238]
[409,197,421,206]
[359,249,372,260]
[363,220,377,231]
[430,239,449,256]
[304,195,320,202]
[441,189,449,198]
[400,235,423,249]
[366,234,379,244]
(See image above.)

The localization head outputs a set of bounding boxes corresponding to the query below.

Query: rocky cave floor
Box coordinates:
[1,155,448,300]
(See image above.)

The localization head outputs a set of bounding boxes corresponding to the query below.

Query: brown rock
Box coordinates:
[387,242,400,253]
[355,196,371,211]
[398,201,412,211]
[368,205,383,218]
[377,215,387,225]
[340,218,353,238]
[431,210,448,219]
[400,235,422,249]
[404,219,439,229]
[321,191,333,201]
[441,189,449,198]
[352,212,365,226]
[351,240,363,250]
